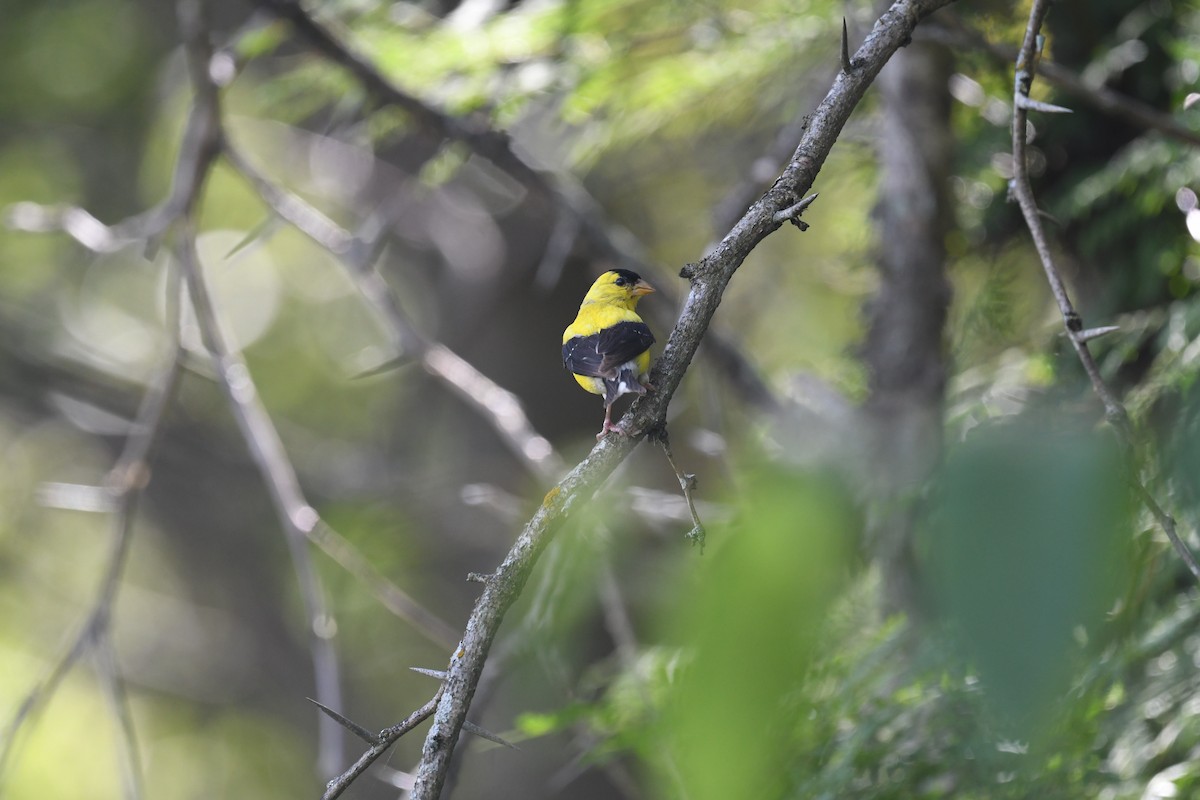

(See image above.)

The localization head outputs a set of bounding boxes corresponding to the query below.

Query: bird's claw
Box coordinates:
[597,421,628,441]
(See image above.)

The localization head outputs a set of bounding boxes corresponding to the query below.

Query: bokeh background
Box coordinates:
[5,0,1200,798]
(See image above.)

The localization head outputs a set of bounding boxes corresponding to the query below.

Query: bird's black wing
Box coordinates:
[563,321,655,377]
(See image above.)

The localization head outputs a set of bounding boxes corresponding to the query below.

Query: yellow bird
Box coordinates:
[562,269,656,439]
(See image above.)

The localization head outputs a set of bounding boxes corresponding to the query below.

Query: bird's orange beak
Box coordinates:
[631,279,655,297]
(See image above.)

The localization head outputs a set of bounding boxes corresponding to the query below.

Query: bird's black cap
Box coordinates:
[610,268,643,284]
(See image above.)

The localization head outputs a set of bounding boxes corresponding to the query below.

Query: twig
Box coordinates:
[321,691,443,800]
[649,427,706,551]
[402,1,958,796]
[924,16,1200,149]
[1010,0,1200,583]
[91,640,145,800]
[533,205,582,289]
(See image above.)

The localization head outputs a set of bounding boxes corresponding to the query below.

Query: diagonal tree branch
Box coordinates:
[1010,0,1200,583]
[392,1,958,796]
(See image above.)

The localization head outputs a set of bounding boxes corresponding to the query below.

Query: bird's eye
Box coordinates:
[614,277,627,287]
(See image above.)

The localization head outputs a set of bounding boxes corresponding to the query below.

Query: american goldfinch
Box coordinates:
[562,269,656,439]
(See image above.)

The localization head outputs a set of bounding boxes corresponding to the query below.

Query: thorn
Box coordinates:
[463,720,520,750]
[840,18,852,72]
[466,572,491,584]
[1016,95,1072,114]
[224,214,280,258]
[410,667,449,680]
[307,697,379,745]
[681,473,698,492]
[1036,208,1062,226]
[350,354,408,380]
[1075,325,1120,343]
[772,193,819,225]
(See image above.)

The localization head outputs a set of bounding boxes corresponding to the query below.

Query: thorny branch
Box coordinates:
[400,1,958,797]
[1010,0,1200,583]
[320,691,443,800]
[926,16,1200,150]
[222,145,566,481]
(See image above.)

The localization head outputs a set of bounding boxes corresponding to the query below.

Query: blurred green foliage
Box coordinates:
[927,419,1133,731]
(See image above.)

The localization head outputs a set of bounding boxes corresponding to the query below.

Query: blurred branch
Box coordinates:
[6,196,465,648]
[254,0,783,415]
[3,67,230,251]
[222,145,565,481]
[0,266,185,796]
[925,16,1200,149]
[91,639,144,800]
[178,217,347,776]
[401,1,958,797]
[174,0,349,776]
[1010,0,1200,584]
[308,521,461,651]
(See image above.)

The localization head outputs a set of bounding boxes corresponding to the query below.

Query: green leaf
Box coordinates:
[926,417,1134,736]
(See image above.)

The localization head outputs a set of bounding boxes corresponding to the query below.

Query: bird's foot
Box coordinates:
[597,420,628,441]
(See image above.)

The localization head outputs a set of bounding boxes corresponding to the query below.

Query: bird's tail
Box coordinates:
[603,367,648,406]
